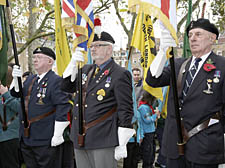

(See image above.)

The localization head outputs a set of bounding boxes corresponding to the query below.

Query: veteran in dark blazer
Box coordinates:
[146,19,225,168]
[62,31,135,168]
[11,47,71,168]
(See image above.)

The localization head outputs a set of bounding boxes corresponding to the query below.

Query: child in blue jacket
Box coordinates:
[138,91,160,168]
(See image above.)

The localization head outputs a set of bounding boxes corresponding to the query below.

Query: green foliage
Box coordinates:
[211,0,225,32]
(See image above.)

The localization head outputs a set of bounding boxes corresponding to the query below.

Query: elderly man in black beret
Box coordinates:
[146,18,225,168]
[11,47,72,168]
[62,31,135,168]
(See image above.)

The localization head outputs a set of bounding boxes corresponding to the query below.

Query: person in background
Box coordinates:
[11,47,72,168]
[0,63,20,168]
[123,68,144,168]
[138,91,160,168]
[132,68,144,102]
[146,18,225,167]
[62,31,135,168]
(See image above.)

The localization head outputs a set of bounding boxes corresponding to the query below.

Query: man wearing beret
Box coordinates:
[146,18,225,168]
[62,31,135,168]
[11,47,72,168]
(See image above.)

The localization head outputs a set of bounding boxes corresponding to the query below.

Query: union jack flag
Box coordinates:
[61,0,94,51]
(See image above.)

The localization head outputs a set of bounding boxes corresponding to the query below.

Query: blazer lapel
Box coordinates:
[87,60,114,94]
[180,59,192,98]
[185,53,216,97]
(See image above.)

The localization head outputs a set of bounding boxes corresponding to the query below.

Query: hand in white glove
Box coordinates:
[114,127,135,160]
[11,65,23,92]
[63,47,84,82]
[159,21,177,49]
[51,121,70,147]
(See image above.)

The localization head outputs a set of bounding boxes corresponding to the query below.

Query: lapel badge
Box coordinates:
[213,70,220,83]
[203,79,213,94]
[105,77,111,88]
[97,89,105,101]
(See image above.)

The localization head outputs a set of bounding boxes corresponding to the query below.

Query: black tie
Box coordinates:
[93,66,100,78]
[182,58,202,97]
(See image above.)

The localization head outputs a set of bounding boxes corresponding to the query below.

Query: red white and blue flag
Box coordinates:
[61,0,94,51]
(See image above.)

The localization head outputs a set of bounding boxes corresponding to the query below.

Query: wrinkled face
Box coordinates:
[188,28,216,57]
[133,70,141,83]
[32,53,53,74]
[90,41,112,65]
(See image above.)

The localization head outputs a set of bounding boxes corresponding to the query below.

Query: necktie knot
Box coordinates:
[93,66,100,78]
[182,57,202,98]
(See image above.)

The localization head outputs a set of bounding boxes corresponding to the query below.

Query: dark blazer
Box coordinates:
[11,70,71,146]
[146,52,225,164]
[61,59,133,149]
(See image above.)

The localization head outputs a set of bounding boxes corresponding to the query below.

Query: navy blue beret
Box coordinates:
[33,47,56,60]
[186,18,219,39]
[93,31,115,44]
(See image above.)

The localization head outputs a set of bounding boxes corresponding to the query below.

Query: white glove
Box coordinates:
[51,121,70,147]
[114,127,135,160]
[150,49,167,78]
[218,164,225,168]
[150,21,176,78]
[159,21,177,48]
[63,47,84,82]
[10,65,23,92]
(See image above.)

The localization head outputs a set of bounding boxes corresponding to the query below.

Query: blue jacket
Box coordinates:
[11,70,72,146]
[0,91,20,142]
[138,104,157,134]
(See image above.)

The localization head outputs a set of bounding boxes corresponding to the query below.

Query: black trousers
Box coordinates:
[123,142,139,168]
[141,132,156,168]
[56,140,76,168]
[167,157,218,168]
[0,138,20,168]
[21,140,60,168]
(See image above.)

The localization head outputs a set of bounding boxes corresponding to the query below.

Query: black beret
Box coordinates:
[33,47,56,60]
[186,18,219,39]
[93,31,115,44]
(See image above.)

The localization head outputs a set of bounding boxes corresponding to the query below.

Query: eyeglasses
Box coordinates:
[90,44,109,49]
[32,55,50,60]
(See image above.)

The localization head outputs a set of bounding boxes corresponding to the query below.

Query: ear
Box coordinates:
[210,33,217,43]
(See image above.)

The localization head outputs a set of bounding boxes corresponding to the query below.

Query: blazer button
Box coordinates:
[91,93,95,96]
[85,104,88,108]
[74,117,77,120]
[76,104,78,107]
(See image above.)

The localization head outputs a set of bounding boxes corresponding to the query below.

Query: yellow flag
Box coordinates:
[0,0,5,5]
[131,12,163,101]
[54,0,71,76]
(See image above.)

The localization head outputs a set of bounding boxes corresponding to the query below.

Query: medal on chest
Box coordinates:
[36,78,48,105]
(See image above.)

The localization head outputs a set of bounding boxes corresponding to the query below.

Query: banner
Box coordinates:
[61,0,94,60]
[0,5,8,86]
[131,12,163,101]
[0,0,5,5]
[54,0,71,76]
[128,0,178,44]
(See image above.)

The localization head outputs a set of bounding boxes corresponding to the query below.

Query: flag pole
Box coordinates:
[77,62,84,146]
[6,0,29,129]
[169,47,185,155]
[126,46,133,69]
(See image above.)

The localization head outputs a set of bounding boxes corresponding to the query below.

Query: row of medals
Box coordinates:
[82,71,111,101]
[203,70,220,94]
